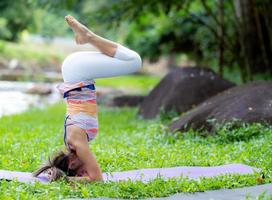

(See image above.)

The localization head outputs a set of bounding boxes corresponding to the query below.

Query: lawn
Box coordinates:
[95,74,161,95]
[0,40,64,68]
[0,101,271,199]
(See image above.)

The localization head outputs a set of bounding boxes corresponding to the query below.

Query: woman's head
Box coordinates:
[32,150,86,181]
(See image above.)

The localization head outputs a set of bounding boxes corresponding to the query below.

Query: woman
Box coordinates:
[33,15,142,182]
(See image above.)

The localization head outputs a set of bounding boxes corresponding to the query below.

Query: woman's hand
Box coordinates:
[47,167,66,182]
[47,168,54,181]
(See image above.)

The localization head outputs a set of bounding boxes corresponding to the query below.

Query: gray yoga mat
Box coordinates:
[0,164,260,184]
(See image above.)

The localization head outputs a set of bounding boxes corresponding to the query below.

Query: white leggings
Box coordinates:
[61,44,142,83]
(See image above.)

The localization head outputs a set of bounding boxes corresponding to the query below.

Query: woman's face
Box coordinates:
[68,154,88,176]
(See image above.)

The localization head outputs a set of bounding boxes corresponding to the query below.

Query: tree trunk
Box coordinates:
[217,0,225,77]
[234,0,272,81]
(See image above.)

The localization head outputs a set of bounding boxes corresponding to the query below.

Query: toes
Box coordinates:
[66,17,72,23]
[65,15,71,22]
[65,15,82,28]
[65,15,75,24]
[65,15,73,20]
[66,20,76,29]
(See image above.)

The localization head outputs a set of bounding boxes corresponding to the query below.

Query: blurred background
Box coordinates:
[0,0,271,116]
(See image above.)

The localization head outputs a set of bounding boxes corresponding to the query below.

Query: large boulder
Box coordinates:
[111,95,145,107]
[138,67,235,119]
[96,87,124,106]
[170,81,272,132]
[25,84,52,95]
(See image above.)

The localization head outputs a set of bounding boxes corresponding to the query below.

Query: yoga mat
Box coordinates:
[0,164,260,184]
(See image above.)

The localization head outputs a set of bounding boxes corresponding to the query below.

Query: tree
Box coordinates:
[234,0,272,80]
[0,0,35,41]
[14,0,271,81]
[84,0,272,81]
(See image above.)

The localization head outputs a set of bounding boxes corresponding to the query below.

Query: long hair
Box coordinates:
[32,150,77,181]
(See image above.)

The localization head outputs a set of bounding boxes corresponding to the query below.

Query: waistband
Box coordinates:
[63,84,95,98]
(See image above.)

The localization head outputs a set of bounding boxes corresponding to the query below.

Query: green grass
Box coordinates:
[0,102,271,199]
[95,74,161,94]
[0,40,64,68]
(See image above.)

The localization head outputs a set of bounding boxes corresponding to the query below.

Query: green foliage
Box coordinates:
[0,102,271,198]
[123,9,201,62]
[1,0,271,81]
[29,9,71,40]
[0,0,35,41]
[0,18,11,40]
[0,0,75,41]
[80,0,272,81]
[0,40,6,53]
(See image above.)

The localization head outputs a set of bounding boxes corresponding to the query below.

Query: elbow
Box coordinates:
[87,169,103,182]
[88,173,103,182]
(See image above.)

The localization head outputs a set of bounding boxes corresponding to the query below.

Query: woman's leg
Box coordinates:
[65,15,118,57]
[62,16,142,83]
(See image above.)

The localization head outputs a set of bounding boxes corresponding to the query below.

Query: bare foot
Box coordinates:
[65,15,95,45]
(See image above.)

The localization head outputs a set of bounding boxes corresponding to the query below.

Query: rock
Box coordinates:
[8,59,24,70]
[8,59,19,69]
[0,69,27,81]
[0,59,8,69]
[170,81,272,132]
[111,95,145,107]
[25,84,52,95]
[138,67,235,119]
[96,87,124,106]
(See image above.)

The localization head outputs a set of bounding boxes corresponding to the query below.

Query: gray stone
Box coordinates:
[170,81,272,132]
[25,84,52,95]
[138,67,235,119]
[111,95,145,107]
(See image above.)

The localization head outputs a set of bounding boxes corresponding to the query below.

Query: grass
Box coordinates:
[95,74,161,95]
[0,102,271,199]
[0,40,64,68]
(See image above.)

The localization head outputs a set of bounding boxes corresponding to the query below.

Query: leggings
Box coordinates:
[61,44,142,82]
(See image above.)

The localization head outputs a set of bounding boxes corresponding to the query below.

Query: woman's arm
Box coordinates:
[66,126,103,181]
[74,140,103,181]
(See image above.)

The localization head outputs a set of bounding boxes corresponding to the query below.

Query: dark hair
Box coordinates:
[32,150,77,181]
